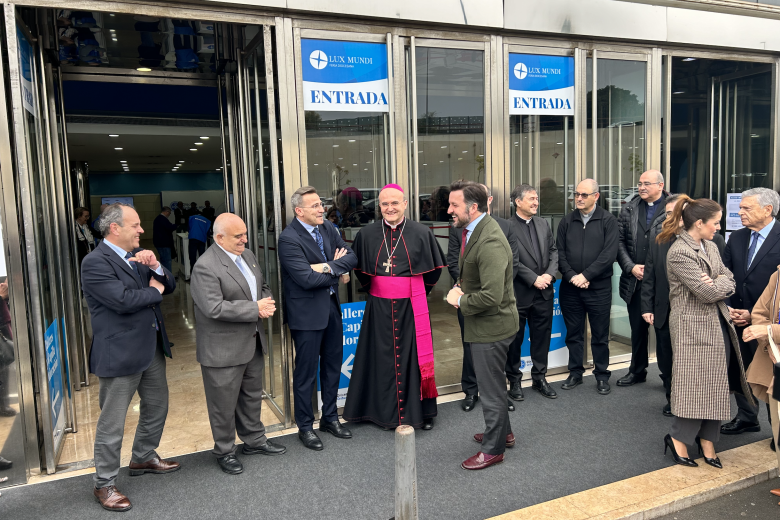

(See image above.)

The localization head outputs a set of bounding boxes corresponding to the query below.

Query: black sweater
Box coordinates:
[556,205,619,289]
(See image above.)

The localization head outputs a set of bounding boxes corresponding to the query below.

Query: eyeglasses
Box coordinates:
[379,200,404,208]
[637,182,661,188]
[573,192,596,199]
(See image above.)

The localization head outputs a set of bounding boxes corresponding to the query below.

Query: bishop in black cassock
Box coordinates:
[343,184,446,430]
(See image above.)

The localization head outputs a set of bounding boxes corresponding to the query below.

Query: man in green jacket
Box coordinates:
[446,180,519,471]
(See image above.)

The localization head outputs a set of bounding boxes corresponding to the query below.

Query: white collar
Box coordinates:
[384,217,405,229]
[217,243,240,263]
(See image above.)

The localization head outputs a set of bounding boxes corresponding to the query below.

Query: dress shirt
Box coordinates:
[748,219,776,266]
[104,239,164,277]
[580,208,595,226]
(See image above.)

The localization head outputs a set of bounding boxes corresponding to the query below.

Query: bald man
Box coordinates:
[191,213,286,475]
[616,170,668,387]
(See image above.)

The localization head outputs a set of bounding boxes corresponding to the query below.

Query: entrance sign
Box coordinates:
[318,301,365,410]
[17,27,36,117]
[302,39,389,113]
[509,54,574,116]
[45,319,66,448]
[517,280,569,370]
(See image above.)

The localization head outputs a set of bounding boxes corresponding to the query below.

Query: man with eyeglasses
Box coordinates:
[616,170,668,388]
[557,179,619,395]
[278,186,357,451]
[344,184,446,431]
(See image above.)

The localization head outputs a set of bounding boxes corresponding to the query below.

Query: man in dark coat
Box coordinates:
[616,170,669,387]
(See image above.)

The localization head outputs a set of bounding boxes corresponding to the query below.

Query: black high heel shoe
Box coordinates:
[664,434,698,467]
[695,437,723,469]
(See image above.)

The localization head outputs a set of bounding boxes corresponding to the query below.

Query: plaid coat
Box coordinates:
[667,230,754,421]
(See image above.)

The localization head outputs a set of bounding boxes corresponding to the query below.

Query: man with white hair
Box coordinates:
[721,187,780,449]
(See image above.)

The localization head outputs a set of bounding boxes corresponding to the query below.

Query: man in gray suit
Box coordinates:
[191,213,285,475]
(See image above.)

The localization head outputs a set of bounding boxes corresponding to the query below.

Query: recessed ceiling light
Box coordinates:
[120,160,127,163]
[110,13,115,16]
[349,140,356,142]
[353,164,357,166]
[332,145,339,148]
[137,67,152,72]
[557,142,563,145]
[313,163,318,166]
[215,168,220,171]
[200,136,210,140]
[114,147,123,150]
[195,142,203,145]
[682,57,696,62]
[338,158,343,160]
[423,163,427,166]
[364,168,367,171]
[673,91,684,94]
[112,38,117,41]
[439,160,444,163]
[462,151,468,153]
[109,134,119,137]
[179,161,184,163]
[190,149,197,151]
[441,146,447,148]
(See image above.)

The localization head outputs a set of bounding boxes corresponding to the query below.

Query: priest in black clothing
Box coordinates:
[343,184,446,430]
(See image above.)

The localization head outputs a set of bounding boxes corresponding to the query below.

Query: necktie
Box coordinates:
[124,252,140,277]
[235,257,258,301]
[747,231,760,268]
[461,228,468,255]
[313,227,327,261]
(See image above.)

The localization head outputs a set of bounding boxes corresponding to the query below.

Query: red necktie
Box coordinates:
[461,228,468,255]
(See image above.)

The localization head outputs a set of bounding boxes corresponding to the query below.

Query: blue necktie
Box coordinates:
[313,227,327,261]
[124,252,140,277]
[747,231,760,268]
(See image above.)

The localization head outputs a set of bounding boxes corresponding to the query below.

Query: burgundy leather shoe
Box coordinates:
[473,432,515,448]
[94,485,132,512]
[461,452,504,470]
[128,456,181,476]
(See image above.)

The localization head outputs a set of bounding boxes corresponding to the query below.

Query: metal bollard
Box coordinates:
[394,425,419,520]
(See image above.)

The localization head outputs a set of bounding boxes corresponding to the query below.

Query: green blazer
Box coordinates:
[457,214,519,343]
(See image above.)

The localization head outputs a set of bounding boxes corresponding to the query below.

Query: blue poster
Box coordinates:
[517,280,570,370]
[45,319,66,447]
[318,301,365,410]
[17,27,36,117]
[508,54,574,116]
[301,39,389,113]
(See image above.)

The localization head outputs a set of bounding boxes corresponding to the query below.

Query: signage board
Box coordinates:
[302,39,389,113]
[318,301,365,410]
[17,27,36,117]
[45,319,66,448]
[726,193,743,231]
[509,53,574,116]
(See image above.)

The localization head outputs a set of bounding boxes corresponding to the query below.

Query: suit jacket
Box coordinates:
[81,240,176,378]
[278,218,357,331]
[458,214,519,343]
[617,193,668,302]
[723,221,780,313]
[447,215,520,282]
[507,214,558,307]
[191,244,272,367]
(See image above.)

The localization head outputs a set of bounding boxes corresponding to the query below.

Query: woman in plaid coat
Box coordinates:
[660,196,754,468]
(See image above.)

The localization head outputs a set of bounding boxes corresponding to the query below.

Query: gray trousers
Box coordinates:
[670,417,720,445]
[94,346,168,488]
[471,335,514,456]
[201,345,267,457]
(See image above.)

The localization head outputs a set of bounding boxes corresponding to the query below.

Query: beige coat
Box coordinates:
[667,230,753,421]
[746,267,780,404]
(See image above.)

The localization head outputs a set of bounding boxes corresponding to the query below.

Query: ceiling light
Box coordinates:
[137,67,152,72]
[195,142,203,145]
[423,163,427,166]
[110,13,115,16]
[333,144,339,148]
[120,160,127,163]
[349,140,356,142]
[364,168,368,171]
[338,157,343,160]
[682,57,696,62]
[441,145,447,148]
[200,136,210,140]
[313,163,318,166]
[673,91,684,95]
[114,147,123,150]
[109,134,119,137]
[751,133,760,138]
[353,164,357,166]
[112,38,118,42]
[190,148,197,151]
[179,161,185,163]
[557,142,563,145]
[439,160,444,163]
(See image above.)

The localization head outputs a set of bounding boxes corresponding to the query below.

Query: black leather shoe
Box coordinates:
[532,379,558,399]
[462,394,479,412]
[242,440,287,456]
[507,381,524,401]
[770,438,776,452]
[561,375,582,390]
[217,454,243,475]
[596,380,611,395]
[319,420,352,439]
[299,430,324,451]
[422,418,434,430]
[0,456,12,470]
[662,403,674,417]
[507,399,515,412]
[616,373,647,387]
[720,418,761,435]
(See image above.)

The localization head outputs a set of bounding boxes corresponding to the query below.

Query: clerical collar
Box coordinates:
[645,194,663,207]
[384,217,405,229]
[579,208,595,219]
[516,213,532,224]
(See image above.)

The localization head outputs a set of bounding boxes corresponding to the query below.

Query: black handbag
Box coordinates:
[0,330,14,368]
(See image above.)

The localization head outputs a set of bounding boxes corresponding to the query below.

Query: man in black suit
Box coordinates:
[81,203,178,512]
[201,200,216,222]
[447,184,520,411]
[507,184,558,399]
[722,187,780,440]
[278,186,357,450]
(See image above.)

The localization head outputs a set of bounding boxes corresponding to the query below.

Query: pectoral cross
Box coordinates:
[382,259,392,273]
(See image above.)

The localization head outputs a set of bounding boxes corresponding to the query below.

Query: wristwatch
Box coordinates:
[322,263,331,274]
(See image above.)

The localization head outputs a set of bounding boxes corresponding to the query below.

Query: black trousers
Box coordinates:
[507,292,553,383]
[559,283,611,381]
[188,238,206,271]
[655,314,672,400]
[289,295,343,431]
[627,284,650,376]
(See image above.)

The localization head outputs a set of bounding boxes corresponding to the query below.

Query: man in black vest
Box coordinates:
[616,170,668,387]
[507,184,558,399]
[721,187,780,448]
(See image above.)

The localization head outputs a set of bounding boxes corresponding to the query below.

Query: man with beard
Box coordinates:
[343,184,446,430]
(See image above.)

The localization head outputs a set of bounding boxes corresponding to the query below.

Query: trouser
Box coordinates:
[559,283,612,381]
[188,238,206,271]
[290,295,343,431]
[0,364,11,408]
[733,331,769,424]
[201,341,267,457]
[670,417,721,445]
[94,344,168,488]
[627,285,650,376]
[471,335,514,456]
[507,292,554,383]
[157,247,172,274]
[655,315,673,401]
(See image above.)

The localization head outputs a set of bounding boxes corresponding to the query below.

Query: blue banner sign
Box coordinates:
[302,39,389,113]
[509,54,574,116]
[17,27,36,117]
[45,319,66,447]
[517,280,569,370]
[318,301,366,410]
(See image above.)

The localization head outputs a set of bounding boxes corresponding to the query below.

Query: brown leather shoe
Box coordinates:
[770,488,780,497]
[461,452,504,470]
[473,432,515,448]
[94,486,132,512]
[128,456,180,476]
